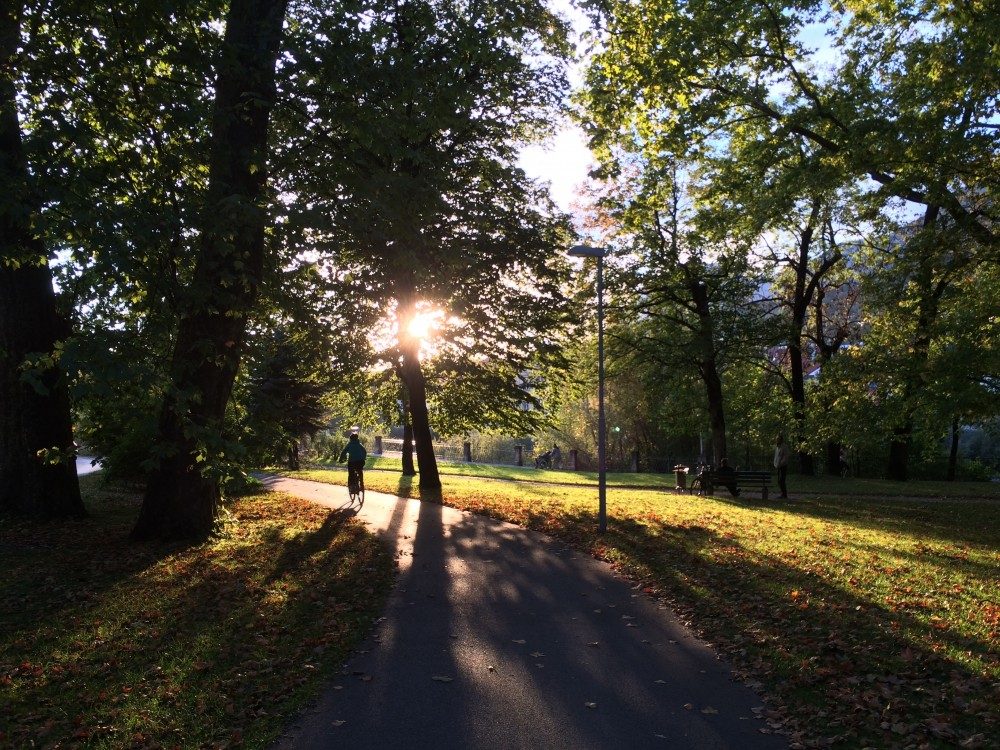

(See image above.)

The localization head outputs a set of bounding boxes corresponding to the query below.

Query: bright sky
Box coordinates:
[518,125,593,212]
[516,0,595,213]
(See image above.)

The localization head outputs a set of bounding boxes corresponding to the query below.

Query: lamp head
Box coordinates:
[568,244,607,258]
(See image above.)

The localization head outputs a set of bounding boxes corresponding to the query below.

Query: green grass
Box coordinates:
[0,475,393,748]
[288,466,1000,749]
[307,456,681,487]
[306,456,1000,497]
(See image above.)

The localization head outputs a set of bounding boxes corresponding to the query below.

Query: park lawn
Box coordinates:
[0,475,393,749]
[306,456,680,488]
[306,457,1000,497]
[293,467,1000,749]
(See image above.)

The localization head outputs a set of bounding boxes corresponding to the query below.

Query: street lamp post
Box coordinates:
[568,244,608,533]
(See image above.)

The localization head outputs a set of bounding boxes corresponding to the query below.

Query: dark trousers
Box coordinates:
[347,460,365,491]
[777,465,788,497]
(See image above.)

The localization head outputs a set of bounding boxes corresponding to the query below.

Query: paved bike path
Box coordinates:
[264,475,786,750]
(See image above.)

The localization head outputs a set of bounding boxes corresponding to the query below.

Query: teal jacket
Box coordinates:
[339,439,367,463]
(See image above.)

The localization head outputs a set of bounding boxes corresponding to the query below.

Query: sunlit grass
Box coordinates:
[0,476,393,748]
[290,466,1000,748]
[306,457,1000,497]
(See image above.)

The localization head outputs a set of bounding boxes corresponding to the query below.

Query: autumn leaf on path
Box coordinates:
[431,675,454,682]
[585,702,597,709]
[512,639,526,644]
[587,641,599,647]
[530,651,545,658]
[331,720,346,727]
[701,706,718,714]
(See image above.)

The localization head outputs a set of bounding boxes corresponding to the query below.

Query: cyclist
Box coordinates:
[339,432,367,495]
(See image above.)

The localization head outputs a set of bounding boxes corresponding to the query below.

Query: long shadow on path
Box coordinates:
[265,476,785,750]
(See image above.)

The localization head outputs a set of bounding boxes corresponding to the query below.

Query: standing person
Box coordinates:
[774,434,790,499]
[551,444,562,470]
[339,432,368,493]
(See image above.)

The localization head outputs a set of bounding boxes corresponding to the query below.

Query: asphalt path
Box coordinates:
[264,475,787,750]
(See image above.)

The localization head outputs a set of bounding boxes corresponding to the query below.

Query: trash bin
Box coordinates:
[674,465,688,491]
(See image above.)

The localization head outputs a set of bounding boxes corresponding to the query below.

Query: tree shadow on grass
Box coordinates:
[707,492,1000,547]
[0,487,393,749]
[599,512,999,747]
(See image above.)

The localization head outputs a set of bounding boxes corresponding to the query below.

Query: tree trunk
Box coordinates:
[0,5,83,518]
[401,419,416,476]
[825,441,842,476]
[288,440,299,471]
[132,0,289,540]
[887,425,910,481]
[399,344,440,489]
[947,417,960,482]
[885,204,942,482]
[788,340,815,475]
[690,279,727,463]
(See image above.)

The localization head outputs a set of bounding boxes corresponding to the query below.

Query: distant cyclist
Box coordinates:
[339,432,367,496]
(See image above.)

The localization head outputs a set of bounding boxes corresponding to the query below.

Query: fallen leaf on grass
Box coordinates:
[683,703,694,710]
[431,676,453,682]
[960,734,989,749]
[512,639,526,645]
[529,652,545,658]
[331,720,346,727]
[701,706,718,715]
[654,679,666,684]
[585,702,597,709]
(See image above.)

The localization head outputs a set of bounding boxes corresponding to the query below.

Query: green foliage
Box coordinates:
[240,329,332,467]
[273,0,578,440]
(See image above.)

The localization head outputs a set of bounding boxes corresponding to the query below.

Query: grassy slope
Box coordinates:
[289,466,1000,749]
[0,475,393,749]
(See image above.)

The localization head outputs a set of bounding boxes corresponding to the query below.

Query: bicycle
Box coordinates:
[347,462,365,505]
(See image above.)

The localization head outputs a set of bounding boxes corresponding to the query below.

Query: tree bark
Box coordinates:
[947,416,960,482]
[398,342,440,489]
[401,417,416,477]
[0,4,83,518]
[826,441,843,476]
[132,0,289,540]
[887,205,942,482]
[690,279,727,463]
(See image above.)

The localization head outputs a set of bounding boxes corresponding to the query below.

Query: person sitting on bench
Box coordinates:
[716,458,740,497]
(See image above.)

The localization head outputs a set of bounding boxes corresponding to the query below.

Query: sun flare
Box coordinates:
[407,310,440,340]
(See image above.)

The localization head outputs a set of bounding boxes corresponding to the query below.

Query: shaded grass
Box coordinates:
[291,466,1000,748]
[0,475,393,749]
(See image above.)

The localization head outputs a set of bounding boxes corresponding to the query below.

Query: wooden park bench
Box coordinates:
[689,469,773,500]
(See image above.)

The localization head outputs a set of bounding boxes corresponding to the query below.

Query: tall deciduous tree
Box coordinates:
[276,0,574,489]
[132,0,289,540]
[582,0,998,479]
[0,2,83,518]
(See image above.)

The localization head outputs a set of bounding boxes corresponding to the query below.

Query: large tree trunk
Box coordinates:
[690,278,727,463]
[132,0,289,540]
[826,441,842,476]
[788,340,814,475]
[887,426,910,481]
[947,416,960,482]
[0,4,83,518]
[399,343,440,489]
[401,416,416,477]
[886,205,943,482]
